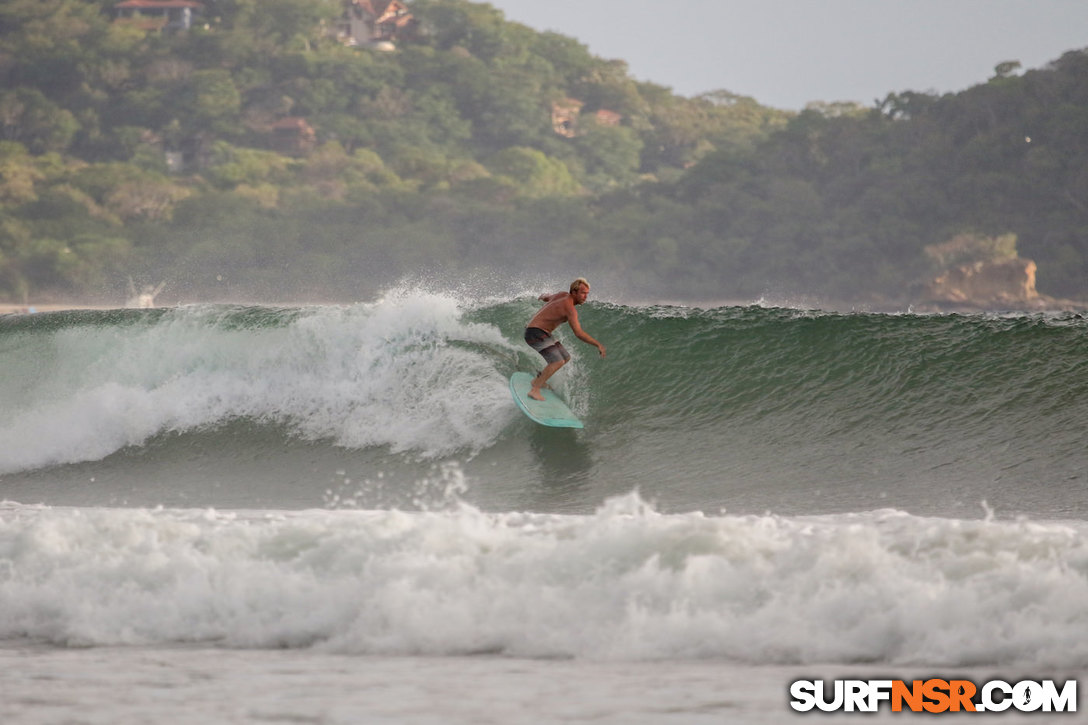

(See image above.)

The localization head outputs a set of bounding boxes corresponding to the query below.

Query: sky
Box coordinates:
[484,0,1088,110]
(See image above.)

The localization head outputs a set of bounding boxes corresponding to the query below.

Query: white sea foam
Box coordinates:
[0,293,519,473]
[1,495,1085,666]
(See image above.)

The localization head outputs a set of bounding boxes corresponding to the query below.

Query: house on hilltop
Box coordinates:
[336,0,417,49]
[113,0,204,33]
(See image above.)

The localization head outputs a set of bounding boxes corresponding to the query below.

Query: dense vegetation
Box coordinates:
[1,0,1086,305]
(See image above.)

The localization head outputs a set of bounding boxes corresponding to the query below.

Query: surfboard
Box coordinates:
[509,372,583,429]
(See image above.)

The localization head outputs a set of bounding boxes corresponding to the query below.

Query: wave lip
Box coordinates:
[0,295,518,474]
[2,497,1086,666]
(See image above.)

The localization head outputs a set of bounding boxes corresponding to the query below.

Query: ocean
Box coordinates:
[2,289,1086,723]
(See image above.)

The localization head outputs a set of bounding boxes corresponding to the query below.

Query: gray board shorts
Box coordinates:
[524,327,571,365]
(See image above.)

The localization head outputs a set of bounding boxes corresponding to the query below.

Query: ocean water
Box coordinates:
[2,290,1086,723]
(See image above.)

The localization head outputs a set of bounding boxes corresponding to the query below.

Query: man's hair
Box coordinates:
[570,277,589,294]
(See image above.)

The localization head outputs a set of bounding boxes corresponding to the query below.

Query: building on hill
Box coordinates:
[552,99,584,138]
[269,117,317,157]
[336,0,416,48]
[551,99,623,137]
[113,0,204,33]
[593,109,623,128]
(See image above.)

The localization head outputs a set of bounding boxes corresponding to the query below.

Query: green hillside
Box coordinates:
[1,0,1086,306]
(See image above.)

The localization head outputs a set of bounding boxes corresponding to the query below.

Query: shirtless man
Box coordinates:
[524,277,606,401]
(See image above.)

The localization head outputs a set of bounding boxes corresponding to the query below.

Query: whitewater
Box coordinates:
[2,289,1086,723]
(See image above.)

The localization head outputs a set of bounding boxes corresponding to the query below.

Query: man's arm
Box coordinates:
[566,304,606,357]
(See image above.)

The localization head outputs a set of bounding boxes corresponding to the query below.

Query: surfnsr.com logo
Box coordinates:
[789,679,1077,714]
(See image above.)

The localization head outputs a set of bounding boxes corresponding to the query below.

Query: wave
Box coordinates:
[3,292,1087,518]
[0,292,520,473]
[2,496,1086,666]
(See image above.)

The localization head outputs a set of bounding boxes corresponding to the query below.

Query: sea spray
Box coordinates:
[324,460,470,512]
[0,295,519,474]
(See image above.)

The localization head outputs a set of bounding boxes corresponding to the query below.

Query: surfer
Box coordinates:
[524,277,606,401]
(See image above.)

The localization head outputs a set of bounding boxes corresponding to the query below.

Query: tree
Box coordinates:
[205,142,296,188]
[485,146,579,198]
[0,142,45,204]
[570,119,643,188]
[992,60,1022,81]
[187,69,242,135]
[924,232,1019,270]
[0,89,80,153]
[228,0,341,48]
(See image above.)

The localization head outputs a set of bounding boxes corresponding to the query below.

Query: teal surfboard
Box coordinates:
[509,372,584,428]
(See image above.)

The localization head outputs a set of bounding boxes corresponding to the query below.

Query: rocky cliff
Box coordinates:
[913,256,1086,311]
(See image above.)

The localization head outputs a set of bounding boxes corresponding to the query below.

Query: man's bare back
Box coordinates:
[527,293,576,333]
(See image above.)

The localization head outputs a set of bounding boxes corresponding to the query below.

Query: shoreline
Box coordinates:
[2,644,1072,725]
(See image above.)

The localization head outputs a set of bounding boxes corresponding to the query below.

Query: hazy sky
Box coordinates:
[485,0,1088,109]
